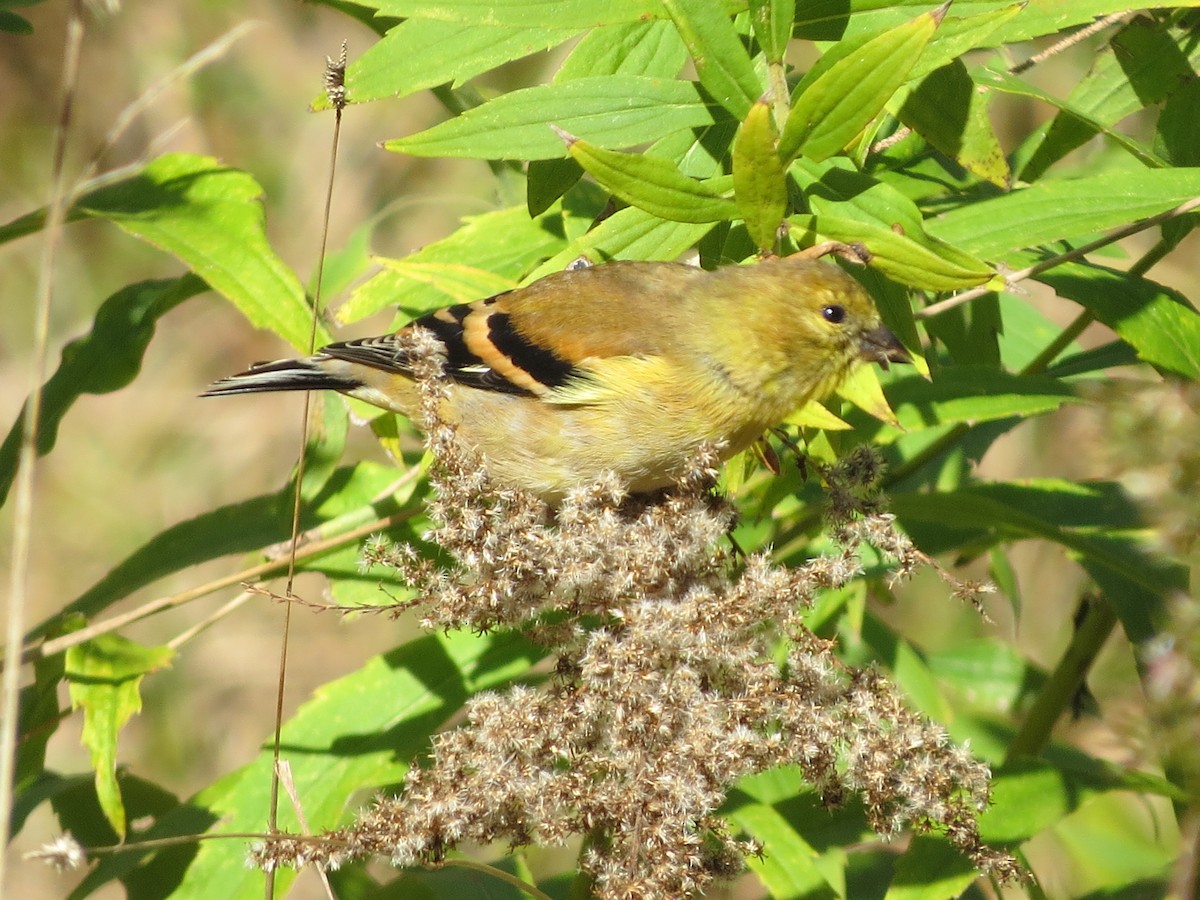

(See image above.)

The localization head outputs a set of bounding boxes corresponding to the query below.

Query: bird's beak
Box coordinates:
[858,326,910,370]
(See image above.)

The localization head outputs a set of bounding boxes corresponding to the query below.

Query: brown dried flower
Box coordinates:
[250,329,1021,893]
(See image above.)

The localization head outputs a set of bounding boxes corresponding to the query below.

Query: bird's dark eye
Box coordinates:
[822,305,846,324]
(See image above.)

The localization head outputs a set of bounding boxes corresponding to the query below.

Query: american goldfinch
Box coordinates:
[203,256,906,501]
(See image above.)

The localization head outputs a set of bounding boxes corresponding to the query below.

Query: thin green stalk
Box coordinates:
[1006,597,1117,761]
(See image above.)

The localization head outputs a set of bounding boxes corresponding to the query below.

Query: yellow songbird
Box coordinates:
[203,256,907,502]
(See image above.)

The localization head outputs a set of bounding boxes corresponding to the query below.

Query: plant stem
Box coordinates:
[1006,596,1118,761]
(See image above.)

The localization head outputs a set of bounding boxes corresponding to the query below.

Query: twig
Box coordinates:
[1009,13,1127,75]
[20,506,419,664]
[918,195,1200,319]
[266,41,348,900]
[0,1,87,891]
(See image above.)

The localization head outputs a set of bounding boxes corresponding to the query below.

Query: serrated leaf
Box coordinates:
[73,630,542,898]
[555,19,688,81]
[836,364,900,428]
[385,76,717,160]
[926,167,1200,259]
[340,204,586,324]
[72,154,318,351]
[0,276,202,508]
[314,20,579,109]
[1033,260,1200,380]
[663,0,762,118]
[733,99,788,251]
[780,5,943,162]
[66,636,175,837]
[566,136,738,223]
[899,60,1010,188]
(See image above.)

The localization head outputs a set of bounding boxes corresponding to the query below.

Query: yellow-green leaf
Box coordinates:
[786,400,851,431]
[66,635,175,838]
[663,0,762,118]
[780,4,945,162]
[377,260,516,306]
[789,214,993,291]
[899,60,1011,188]
[836,364,900,428]
[566,134,738,224]
[733,100,789,251]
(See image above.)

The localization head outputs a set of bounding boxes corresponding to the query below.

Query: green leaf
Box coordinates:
[727,800,841,897]
[1032,260,1200,380]
[980,755,1182,845]
[15,616,80,805]
[74,154,318,350]
[66,635,175,837]
[1154,78,1200,249]
[0,7,32,33]
[906,4,1023,81]
[973,65,1166,171]
[316,19,579,108]
[30,462,404,641]
[836,365,901,429]
[749,0,795,63]
[566,136,738,224]
[789,214,992,291]
[527,156,584,216]
[886,835,976,900]
[1019,18,1196,181]
[733,99,788,251]
[368,0,660,26]
[385,76,717,160]
[927,167,1200,259]
[899,60,1010,187]
[890,480,1186,641]
[377,260,516,303]
[992,0,1200,45]
[0,275,203,508]
[74,630,542,898]
[1156,78,1200,169]
[791,159,994,289]
[926,637,1036,711]
[882,368,1081,434]
[555,19,688,81]
[780,5,943,162]
[339,202,590,324]
[531,205,715,275]
[662,0,762,119]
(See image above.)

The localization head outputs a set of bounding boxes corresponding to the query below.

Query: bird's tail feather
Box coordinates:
[200,357,360,397]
